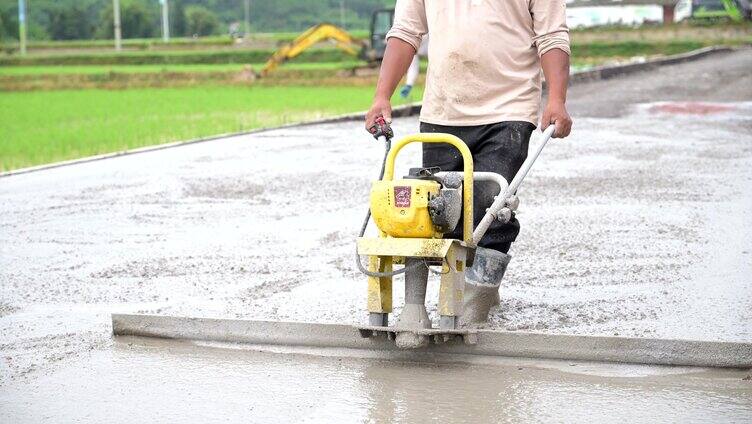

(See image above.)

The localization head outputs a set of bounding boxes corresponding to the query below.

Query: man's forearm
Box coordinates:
[540,48,569,104]
[540,48,572,137]
[375,38,418,100]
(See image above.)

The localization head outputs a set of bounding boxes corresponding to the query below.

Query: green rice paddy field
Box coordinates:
[0,85,421,171]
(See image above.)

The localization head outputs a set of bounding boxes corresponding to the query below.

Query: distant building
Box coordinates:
[566,0,692,27]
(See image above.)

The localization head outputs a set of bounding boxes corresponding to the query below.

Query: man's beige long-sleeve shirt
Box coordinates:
[386,0,570,126]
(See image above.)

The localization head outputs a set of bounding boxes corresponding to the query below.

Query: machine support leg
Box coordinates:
[438,246,467,330]
[439,315,456,329]
[404,257,428,306]
[366,256,392,326]
[369,312,388,327]
[394,257,431,330]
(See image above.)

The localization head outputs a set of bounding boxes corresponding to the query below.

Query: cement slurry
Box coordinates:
[1,49,752,418]
[2,336,751,423]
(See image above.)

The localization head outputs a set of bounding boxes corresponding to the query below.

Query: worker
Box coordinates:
[399,35,428,99]
[365,0,573,326]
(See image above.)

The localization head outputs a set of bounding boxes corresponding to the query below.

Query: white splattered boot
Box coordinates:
[459,247,511,327]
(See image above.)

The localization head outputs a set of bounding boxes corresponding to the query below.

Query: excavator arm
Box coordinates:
[260,24,366,76]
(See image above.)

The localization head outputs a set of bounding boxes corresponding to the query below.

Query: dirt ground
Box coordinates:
[1,49,752,419]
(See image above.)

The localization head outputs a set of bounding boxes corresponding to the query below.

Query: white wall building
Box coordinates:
[566,0,692,27]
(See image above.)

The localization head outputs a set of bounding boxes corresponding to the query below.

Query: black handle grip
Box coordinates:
[368,116,394,141]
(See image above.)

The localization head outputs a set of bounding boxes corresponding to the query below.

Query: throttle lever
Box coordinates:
[368,116,394,141]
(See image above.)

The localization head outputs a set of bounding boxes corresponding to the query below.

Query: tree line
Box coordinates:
[0,0,394,42]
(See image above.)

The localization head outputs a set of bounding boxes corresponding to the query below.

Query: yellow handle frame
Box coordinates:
[382,133,474,246]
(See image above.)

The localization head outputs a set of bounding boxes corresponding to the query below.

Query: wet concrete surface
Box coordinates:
[1,49,752,418]
[1,336,751,423]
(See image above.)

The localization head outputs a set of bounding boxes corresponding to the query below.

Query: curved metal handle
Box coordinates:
[473,125,555,244]
[436,171,510,246]
[383,133,475,246]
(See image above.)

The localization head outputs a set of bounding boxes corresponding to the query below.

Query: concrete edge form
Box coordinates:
[112,314,752,368]
[2,45,741,179]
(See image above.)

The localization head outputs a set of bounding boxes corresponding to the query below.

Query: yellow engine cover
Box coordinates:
[370,179,442,238]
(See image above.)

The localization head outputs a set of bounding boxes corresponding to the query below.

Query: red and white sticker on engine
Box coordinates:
[393,186,411,208]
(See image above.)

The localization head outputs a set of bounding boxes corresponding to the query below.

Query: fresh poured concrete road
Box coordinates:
[2,49,752,421]
[2,336,752,423]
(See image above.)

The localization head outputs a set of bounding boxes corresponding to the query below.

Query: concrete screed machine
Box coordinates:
[356,118,555,349]
[109,119,752,368]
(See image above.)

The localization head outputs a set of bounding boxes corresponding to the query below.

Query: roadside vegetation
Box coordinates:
[0,62,363,76]
[0,1,383,43]
[0,86,422,171]
[1,21,750,171]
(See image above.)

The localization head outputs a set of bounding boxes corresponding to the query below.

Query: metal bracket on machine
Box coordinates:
[355,325,479,345]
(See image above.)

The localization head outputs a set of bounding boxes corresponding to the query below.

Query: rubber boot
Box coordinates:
[459,247,512,327]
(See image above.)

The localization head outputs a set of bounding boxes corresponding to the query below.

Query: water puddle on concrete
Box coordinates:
[1,337,750,423]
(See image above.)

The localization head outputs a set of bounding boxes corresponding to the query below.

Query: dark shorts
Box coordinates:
[420,121,535,254]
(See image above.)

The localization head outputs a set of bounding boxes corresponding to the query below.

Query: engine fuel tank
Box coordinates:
[369,179,442,238]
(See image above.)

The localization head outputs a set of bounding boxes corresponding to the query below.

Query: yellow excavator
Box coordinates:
[259,9,394,77]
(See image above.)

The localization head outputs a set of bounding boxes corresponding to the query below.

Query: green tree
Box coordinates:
[25,0,99,41]
[171,0,187,37]
[184,5,219,36]
[0,3,18,42]
[0,9,7,42]
[2,0,396,42]
[46,4,95,40]
[97,0,158,39]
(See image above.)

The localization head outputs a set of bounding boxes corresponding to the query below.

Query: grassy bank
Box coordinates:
[0,85,420,171]
[0,48,353,66]
[2,21,747,53]
[5,39,748,67]
[570,21,752,43]
[571,40,709,57]
[0,63,378,91]
[0,32,370,53]
[0,40,732,92]
[0,62,365,76]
